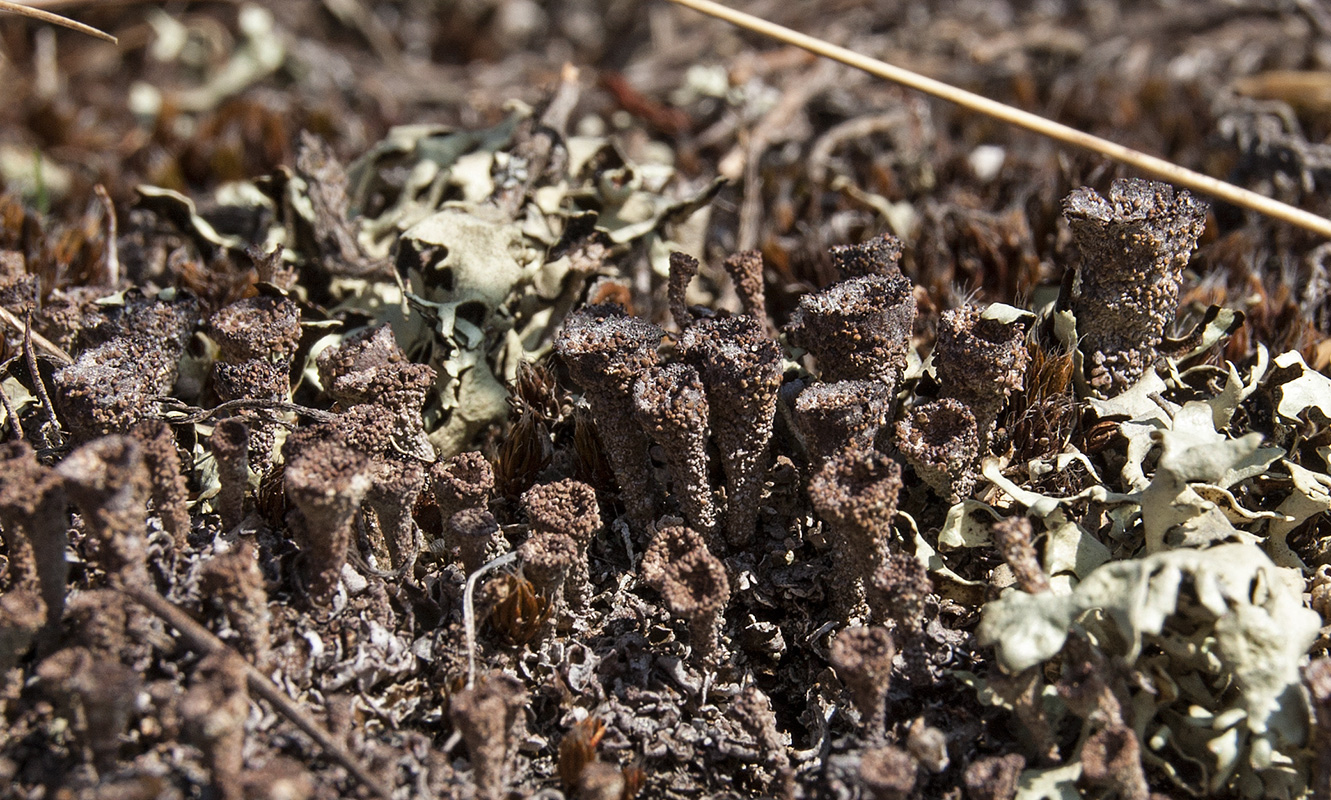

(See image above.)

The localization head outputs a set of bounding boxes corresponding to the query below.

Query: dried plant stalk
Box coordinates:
[667,0,1331,240]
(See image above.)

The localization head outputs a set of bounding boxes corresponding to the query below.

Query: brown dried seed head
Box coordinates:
[785,273,915,385]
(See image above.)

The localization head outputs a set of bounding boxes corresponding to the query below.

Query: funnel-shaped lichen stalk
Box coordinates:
[132,419,191,551]
[1063,178,1207,396]
[211,418,250,531]
[451,508,504,575]
[522,479,601,609]
[668,251,700,331]
[366,458,427,577]
[793,380,891,467]
[450,673,527,800]
[642,525,730,665]
[932,305,1029,453]
[679,316,782,550]
[786,272,915,388]
[809,444,903,623]
[57,436,151,586]
[829,625,896,742]
[555,304,662,526]
[0,441,68,629]
[208,295,301,470]
[894,398,980,502]
[722,249,769,323]
[282,425,372,606]
[433,451,494,524]
[633,363,716,539]
[830,234,905,280]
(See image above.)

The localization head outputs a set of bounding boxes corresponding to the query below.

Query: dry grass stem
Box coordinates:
[0,0,116,42]
[667,0,1331,240]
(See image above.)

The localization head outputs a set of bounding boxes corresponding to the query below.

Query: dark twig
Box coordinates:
[0,355,24,440]
[118,585,393,800]
[24,312,64,447]
[154,396,337,425]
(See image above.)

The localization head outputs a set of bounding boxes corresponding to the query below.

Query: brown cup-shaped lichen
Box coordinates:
[829,625,895,740]
[450,672,527,800]
[679,316,782,550]
[870,550,934,635]
[668,251,700,331]
[366,458,428,576]
[318,324,436,460]
[785,272,915,387]
[555,304,661,526]
[54,291,197,441]
[1308,658,1331,800]
[963,754,1026,800]
[1063,178,1208,396]
[523,479,600,609]
[894,398,980,501]
[36,645,142,771]
[433,450,494,524]
[211,418,250,531]
[282,425,372,606]
[809,445,903,623]
[794,380,892,466]
[132,419,191,550]
[932,304,1029,451]
[0,441,68,630]
[1078,723,1149,800]
[633,363,715,538]
[642,525,729,664]
[208,295,301,469]
[990,516,1049,595]
[56,435,151,586]
[181,652,250,800]
[732,685,790,775]
[197,542,272,667]
[722,249,768,322]
[518,531,577,622]
[451,508,505,575]
[859,745,917,800]
[831,234,904,280]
